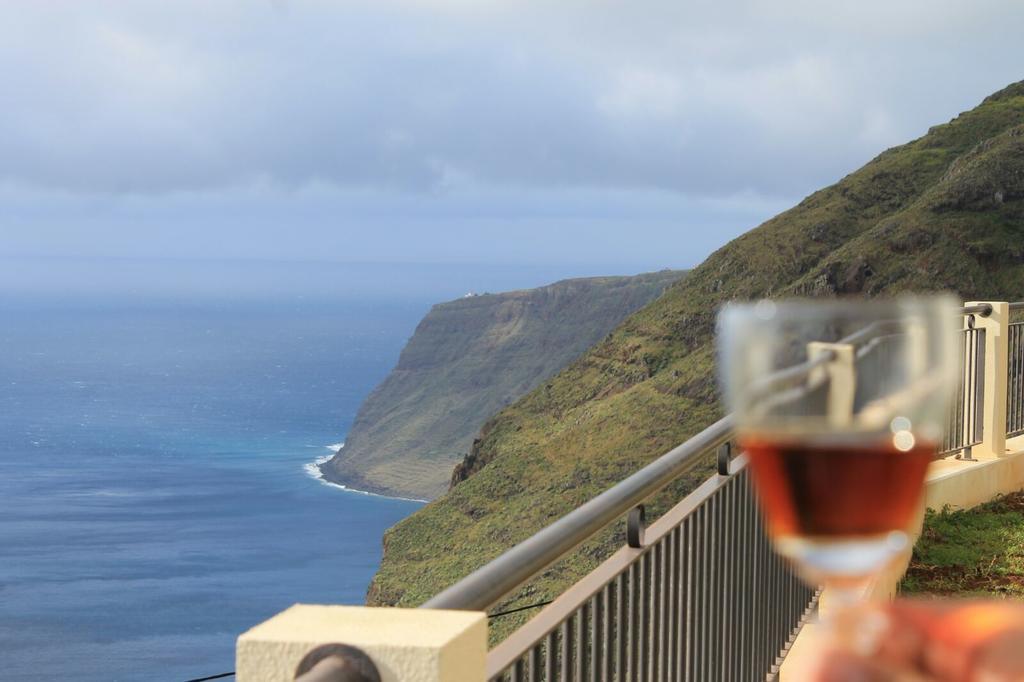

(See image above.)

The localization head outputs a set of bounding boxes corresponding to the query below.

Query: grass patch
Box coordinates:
[901,492,1024,598]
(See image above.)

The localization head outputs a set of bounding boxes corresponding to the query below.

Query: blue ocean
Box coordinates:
[0,294,429,681]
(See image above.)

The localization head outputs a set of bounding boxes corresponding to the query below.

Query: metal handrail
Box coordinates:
[423,416,733,610]
[961,303,993,316]
[1010,302,1024,311]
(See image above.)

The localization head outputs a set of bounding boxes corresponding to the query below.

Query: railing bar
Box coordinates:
[657,538,667,682]
[629,561,639,682]
[1015,324,1019,436]
[972,328,979,446]
[701,504,710,682]
[668,526,678,682]
[600,583,610,682]
[642,548,651,682]
[1014,325,1018,434]
[958,329,966,450]
[717,479,728,682]
[691,507,700,682]
[1007,324,1012,436]
[737,475,747,682]
[673,521,683,682]
[1008,325,1014,436]
[647,540,655,679]
[1011,323,1019,430]
[766,506,774,672]
[664,531,673,682]
[958,330,967,452]
[972,327,979,444]
[774,541,782,660]
[589,593,599,682]
[770,540,778,655]
[968,329,975,449]
[956,329,965,452]
[561,616,573,682]
[683,516,694,682]
[651,542,660,682]
[545,631,556,682]
[1014,325,1021,435]
[711,488,722,679]
[528,644,541,682]
[747,491,756,681]
[774,526,783,671]
[725,479,735,680]
[760,491,771,674]
[613,579,621,681]
[725,476,737,682]
[661,540,669,682]
[979,329,988,445]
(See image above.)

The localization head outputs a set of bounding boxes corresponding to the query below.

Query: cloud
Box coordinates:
[1,1,1023,274]
[0,0,1021,199]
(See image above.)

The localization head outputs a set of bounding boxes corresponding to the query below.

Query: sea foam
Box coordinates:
[302,443,426,503]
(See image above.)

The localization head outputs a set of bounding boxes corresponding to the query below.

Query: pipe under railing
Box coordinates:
[961,303,994,316]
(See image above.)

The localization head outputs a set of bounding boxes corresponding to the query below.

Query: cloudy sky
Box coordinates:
[2,1,1023,279]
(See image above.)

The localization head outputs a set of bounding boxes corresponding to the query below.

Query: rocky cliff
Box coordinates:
[367,81,1024,614]
[320,270,684,500]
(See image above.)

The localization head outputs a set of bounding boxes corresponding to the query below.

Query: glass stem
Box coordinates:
[819,582,885,655]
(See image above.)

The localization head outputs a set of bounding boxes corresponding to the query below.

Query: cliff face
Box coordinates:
[367,81,1024,612]
[320,270,684,500]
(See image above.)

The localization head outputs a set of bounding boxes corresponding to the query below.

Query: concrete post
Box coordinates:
[807,342,856,427]
[237,605,487,682]
[967,301,1010,459]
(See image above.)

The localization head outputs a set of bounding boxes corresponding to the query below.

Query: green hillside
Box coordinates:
[368,81,1024,619]
[320,271,682,500]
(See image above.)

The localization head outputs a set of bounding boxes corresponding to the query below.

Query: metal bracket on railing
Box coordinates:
[626,504,646,548]
[967,314,976,330]
[717,441,733,476]
[294,644,381,682]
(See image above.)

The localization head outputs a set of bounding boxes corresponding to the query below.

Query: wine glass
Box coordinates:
[717,296,958,605]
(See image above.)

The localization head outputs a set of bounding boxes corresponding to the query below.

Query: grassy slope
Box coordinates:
[369,82,1024,622]
[322,270,682,499]
[902,493,1024,598]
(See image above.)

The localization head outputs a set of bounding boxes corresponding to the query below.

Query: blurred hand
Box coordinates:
[813,600,1024,682]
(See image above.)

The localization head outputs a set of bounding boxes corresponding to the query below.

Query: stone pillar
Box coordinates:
[237,605,487,682]
[967,302,1009,459]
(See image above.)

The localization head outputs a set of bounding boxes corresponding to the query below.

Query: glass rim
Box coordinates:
[719,293,959,320]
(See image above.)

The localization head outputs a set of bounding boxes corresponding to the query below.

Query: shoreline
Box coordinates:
[304,447,428,504]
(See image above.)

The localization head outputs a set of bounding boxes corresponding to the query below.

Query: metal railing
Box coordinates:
[484,458,816,682]
[940,326,986,457]
[418,301,1016,682]
[1009,322,1024,439]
